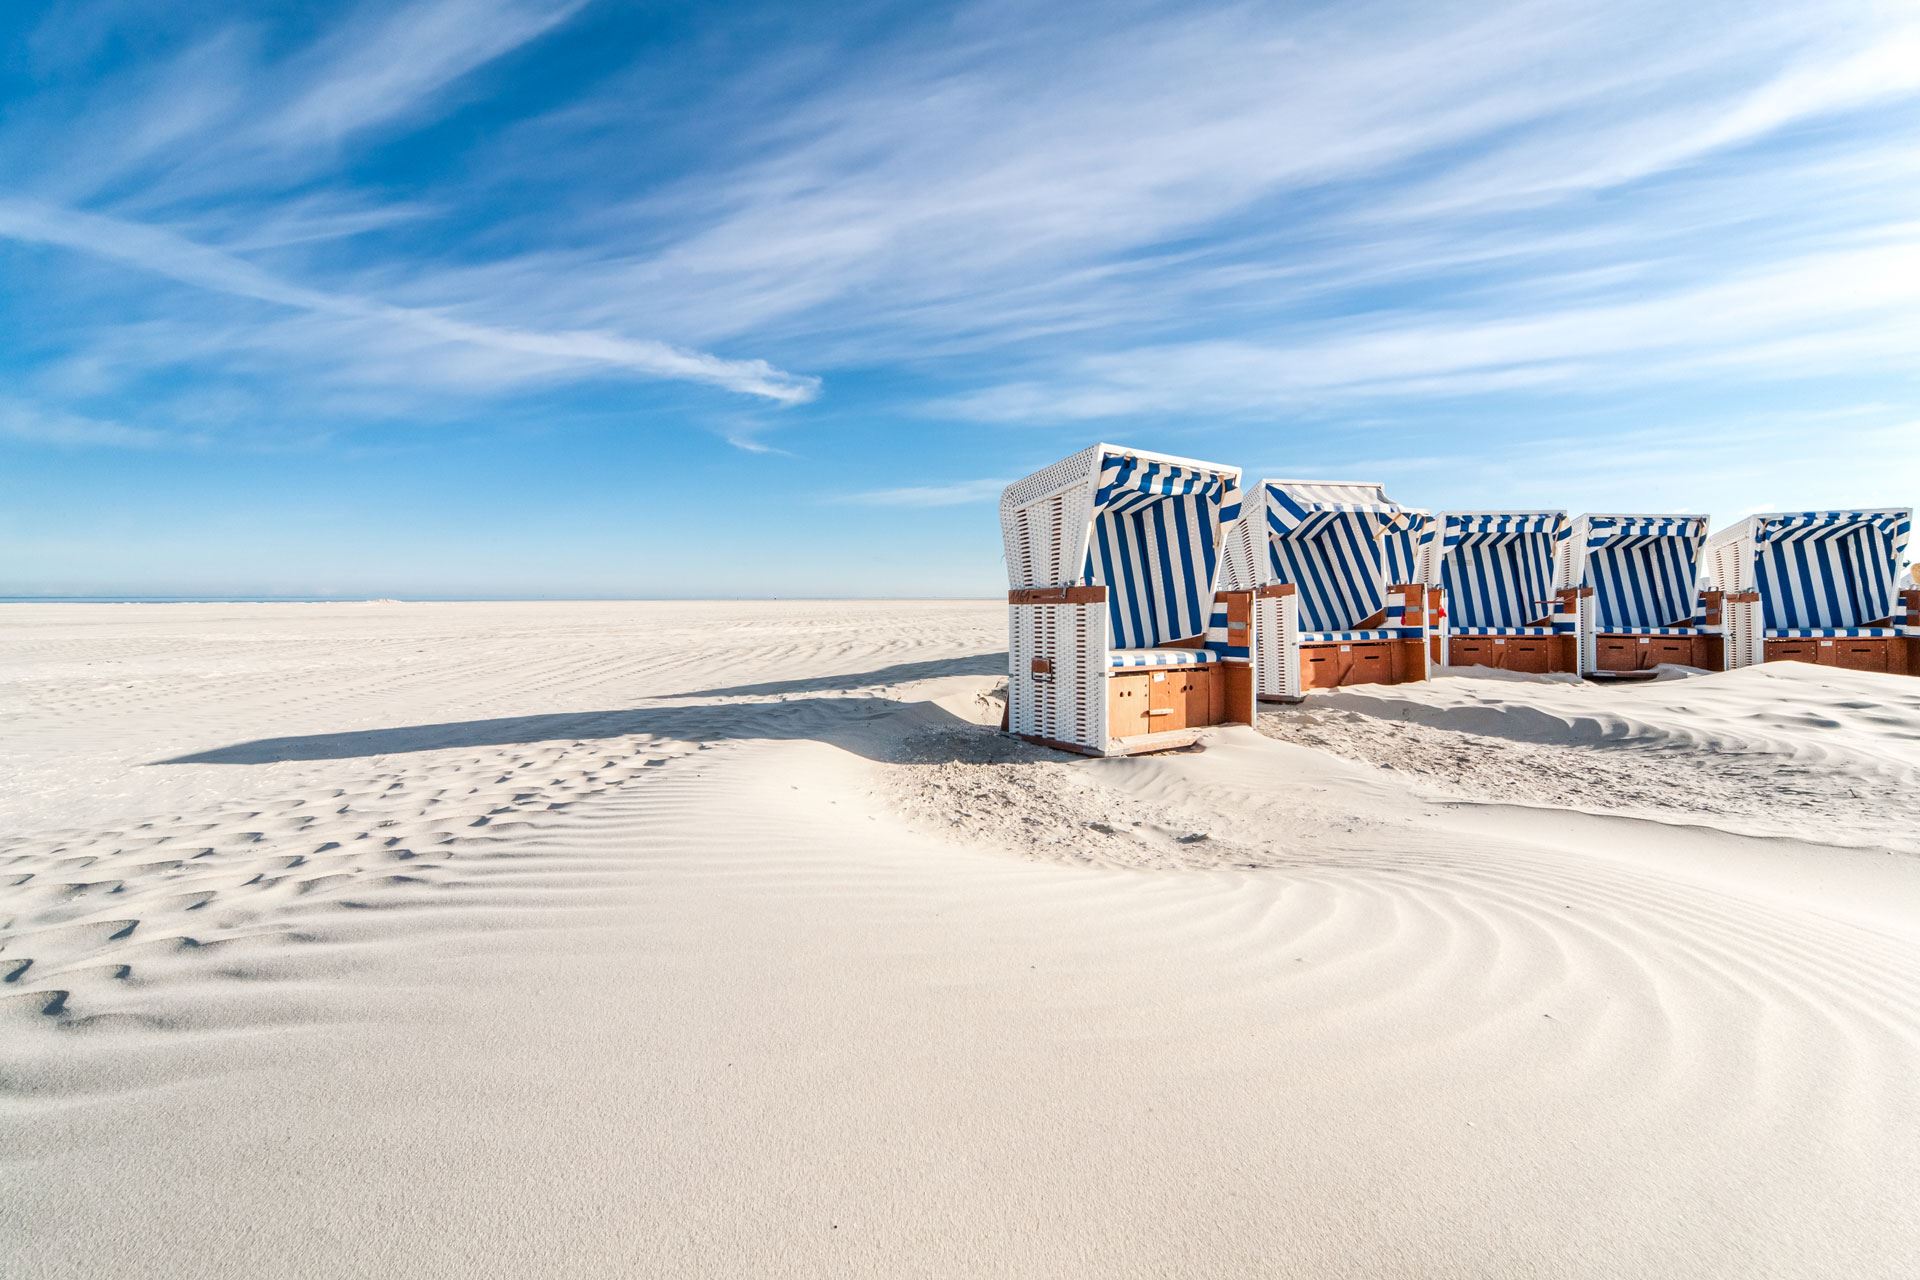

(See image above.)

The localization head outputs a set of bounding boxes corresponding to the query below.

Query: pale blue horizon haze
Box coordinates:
[3,0,1918,598]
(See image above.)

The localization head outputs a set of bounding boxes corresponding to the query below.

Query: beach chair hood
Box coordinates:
[1425,511,1573,631]
[1747,510,1911,630]
[1002,444,1243,649]
[1249,480,1422,632]
[1574,514,1710,630]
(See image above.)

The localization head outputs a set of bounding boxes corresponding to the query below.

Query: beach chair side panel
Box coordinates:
[1255,585,1300,701]
[1009,592,1108,753]
[1708,526,1761,669]
[1002,448,1105,750]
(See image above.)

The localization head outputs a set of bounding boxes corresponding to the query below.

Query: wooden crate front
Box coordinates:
[1825,639,1890,673]
[1346,642,1394,685]
[1756,636,1916,675]
[1109,665,1223,744]
[1503,637,1555,674]
[1451,634,1573,673]
[1300,639,1425,689]
[1593,636,1640,671]
[1596,634,1720,671]
[1300,645,1349,690]
[1764,639,1819,664]
[1108,673,1151,737]
[1447,636,1501,669]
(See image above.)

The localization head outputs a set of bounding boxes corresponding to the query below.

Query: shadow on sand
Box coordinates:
[157,653,1022,768]
[660,652,1006,701]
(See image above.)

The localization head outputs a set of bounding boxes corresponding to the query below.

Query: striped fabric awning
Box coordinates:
[1754,510,1911,630]
[1261,481,1405,632]
[1084,453,1242,649]
[1435,512,1570,631]
[1382,510,1427,587]
[1582,515,1707,630]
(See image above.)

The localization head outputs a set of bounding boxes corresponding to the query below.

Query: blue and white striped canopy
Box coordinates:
[1753,510,1911,630]
[1382,510,1428,586]
[1434,512,1570,631]
[1084,452,1242,649]
[1260,481,1405,632]
[1581,515,1707,630]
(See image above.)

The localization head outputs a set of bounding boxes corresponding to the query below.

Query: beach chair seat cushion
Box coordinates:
[1449,625,1558,637]
[1765,626,1898,639]
[1602,626,1702,636]
[1108,647,1219,669]
[1300,629,1426,643]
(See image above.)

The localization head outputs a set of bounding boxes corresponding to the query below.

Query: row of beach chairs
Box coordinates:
[1001,443,1918,757]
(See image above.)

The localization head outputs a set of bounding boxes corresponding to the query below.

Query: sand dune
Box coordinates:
[3,602,1917,1278]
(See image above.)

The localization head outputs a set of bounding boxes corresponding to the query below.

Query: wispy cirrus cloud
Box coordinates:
[265,0,589,150]
[938,229,1920,421]
[0,198,818,404]
[0,0,817,437]
[838,479,1011,507]
[4,0,1919,526]
[0,399,182,450]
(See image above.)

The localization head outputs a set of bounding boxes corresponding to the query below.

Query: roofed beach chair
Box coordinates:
[1220,480,1434,700]
[1706,509,1917,675]
[1420,511,1580,673]
[1001,445,1256,755]
[1564,514,1719,675]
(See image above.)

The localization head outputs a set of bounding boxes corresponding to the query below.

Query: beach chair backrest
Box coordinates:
[1748,510,1913,630]
[1085,452,1243,648]
[1431,512,1571,630]
[1382,510,1428,587]
[1259,481,1403,632]
[1577,515,1709,630]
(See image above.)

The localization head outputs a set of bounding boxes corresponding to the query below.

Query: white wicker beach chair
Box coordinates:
[1420,511,1580,673]
[1706,509,1917,675]
[1001,445,1255,755]
[1563,514,1717,674]
[1219,480,1434,700]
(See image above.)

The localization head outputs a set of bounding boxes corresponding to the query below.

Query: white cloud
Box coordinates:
[840,479,1011,507]
[0,198,819,404]
[267,0,589,149]
[939,231,1920,421]
[6,0,1920,448]
[0,400,179,449]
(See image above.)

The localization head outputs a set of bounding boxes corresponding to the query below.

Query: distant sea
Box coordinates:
[0,596,990,604]
[0,596,420,604]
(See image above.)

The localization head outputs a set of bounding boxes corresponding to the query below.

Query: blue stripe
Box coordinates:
[1766,627,1898,638]
[1582,517,1705,629]
[1450,625,1559,636]
[1753,512,1906,629]
[1084,453,1240,649]
[1300,629,1424,642]
[1438,514,1566,630]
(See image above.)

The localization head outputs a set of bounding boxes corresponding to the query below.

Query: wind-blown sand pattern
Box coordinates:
[3,602,1917,1278]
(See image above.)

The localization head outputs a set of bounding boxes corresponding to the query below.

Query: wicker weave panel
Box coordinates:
[1009,601,1107,750]
[1255,591,1299,700]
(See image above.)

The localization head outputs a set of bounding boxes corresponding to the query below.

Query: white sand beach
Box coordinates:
[3,601,1918,1278]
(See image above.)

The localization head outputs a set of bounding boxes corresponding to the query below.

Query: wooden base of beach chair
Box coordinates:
[1446,634,1578,674]
[1009,728,1205,758]
[1297,638,1428,691]
[1591,633,1723,673]
[1763,636,1914,675]
[1107,665,1222,736]
[1014,660,1255,757]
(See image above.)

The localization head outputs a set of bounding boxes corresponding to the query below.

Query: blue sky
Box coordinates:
[2,0,1917,598]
